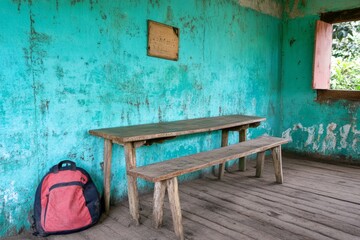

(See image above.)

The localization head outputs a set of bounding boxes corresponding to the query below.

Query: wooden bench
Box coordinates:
[127,136,289,240]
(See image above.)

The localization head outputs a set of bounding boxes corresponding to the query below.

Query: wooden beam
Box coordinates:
[321,7,360,23]
[317,90,360,101]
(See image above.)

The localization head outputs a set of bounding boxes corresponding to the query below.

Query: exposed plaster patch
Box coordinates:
[322,122,337,152]
[293,123,303,130]
[237,0,283,19]
[318,124,324,135]
[2,181,18,224]
[282,123,359,155]
[339,124,351,149]
[313,124,324,150]
[352,125,360,135]
[304,126,315,147]
[282,128,292,141]
[351,125,360,152]
[352,139,359,152]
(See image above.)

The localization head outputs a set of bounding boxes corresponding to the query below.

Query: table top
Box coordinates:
[89,114,266,143]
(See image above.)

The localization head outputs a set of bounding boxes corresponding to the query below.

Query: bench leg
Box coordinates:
[255,151,265,178]
[238,129,247,171]
[103,139,112,215]
[167,177,184,240]
[125,143,140,225]
[218,129,229,180]
[153,181,167,228]
[271,146,283,184]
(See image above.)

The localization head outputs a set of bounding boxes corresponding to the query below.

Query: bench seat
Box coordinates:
[127,136,289,240]
[127,136,288,182]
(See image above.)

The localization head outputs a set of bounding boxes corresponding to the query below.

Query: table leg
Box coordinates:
[103,139,112,215]
[238,129,247,171]
[218,129,229,180]
[125,142,140,225]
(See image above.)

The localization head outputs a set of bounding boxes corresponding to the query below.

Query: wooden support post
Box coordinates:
[271,146,283,184]
[153,181,167,228]
[238,129,247,171]
[255,151,265,178]
[167,177,184,240]
[103,139,112,215]
[218,129,229,180]
[125,142,140,224]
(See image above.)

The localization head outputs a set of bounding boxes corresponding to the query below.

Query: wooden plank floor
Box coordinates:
[9,156,360,240]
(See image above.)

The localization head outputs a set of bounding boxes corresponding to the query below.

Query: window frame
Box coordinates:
[313,7,360,101]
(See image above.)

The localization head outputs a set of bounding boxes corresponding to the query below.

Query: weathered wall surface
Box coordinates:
[0,0,282,237]
[281,0,360,161]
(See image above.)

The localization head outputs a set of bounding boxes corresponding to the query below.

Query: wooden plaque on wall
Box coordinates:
[147,20,179,61]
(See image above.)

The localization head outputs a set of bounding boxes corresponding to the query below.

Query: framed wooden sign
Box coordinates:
[147,20,179,61]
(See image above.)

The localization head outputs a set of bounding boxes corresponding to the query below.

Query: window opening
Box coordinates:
[331,20,360,90]
[313,7,360,101]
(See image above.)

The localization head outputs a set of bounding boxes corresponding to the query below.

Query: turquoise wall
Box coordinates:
[281,0,360,161]
[0,0,282,237]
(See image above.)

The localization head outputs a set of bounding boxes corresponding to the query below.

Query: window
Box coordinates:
[313,8,360,101]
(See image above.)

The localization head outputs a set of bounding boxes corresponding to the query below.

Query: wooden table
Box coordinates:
[89,114,265,222]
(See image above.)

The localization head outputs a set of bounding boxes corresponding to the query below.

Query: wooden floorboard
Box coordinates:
[8,156,360,240]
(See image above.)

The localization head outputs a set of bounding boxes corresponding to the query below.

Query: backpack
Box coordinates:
[33,160,101,236]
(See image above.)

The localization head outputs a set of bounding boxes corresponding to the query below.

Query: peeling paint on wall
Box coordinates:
[282,122,359,158]
[2,181,18,223]
[237,0,283,18]
[339,124,351,149]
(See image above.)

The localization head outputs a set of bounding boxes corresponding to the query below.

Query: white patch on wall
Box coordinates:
[282,122,359,155]
[352,125,360,134]
[351,125,359,152]
[293,123,303,130]
[238,0,283,18]
[282,128,292,142]
[352,138,358,152]
[321,123,337,152]
[304,126,315,148]
[339,124,351,149]
[2,181,18,224]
